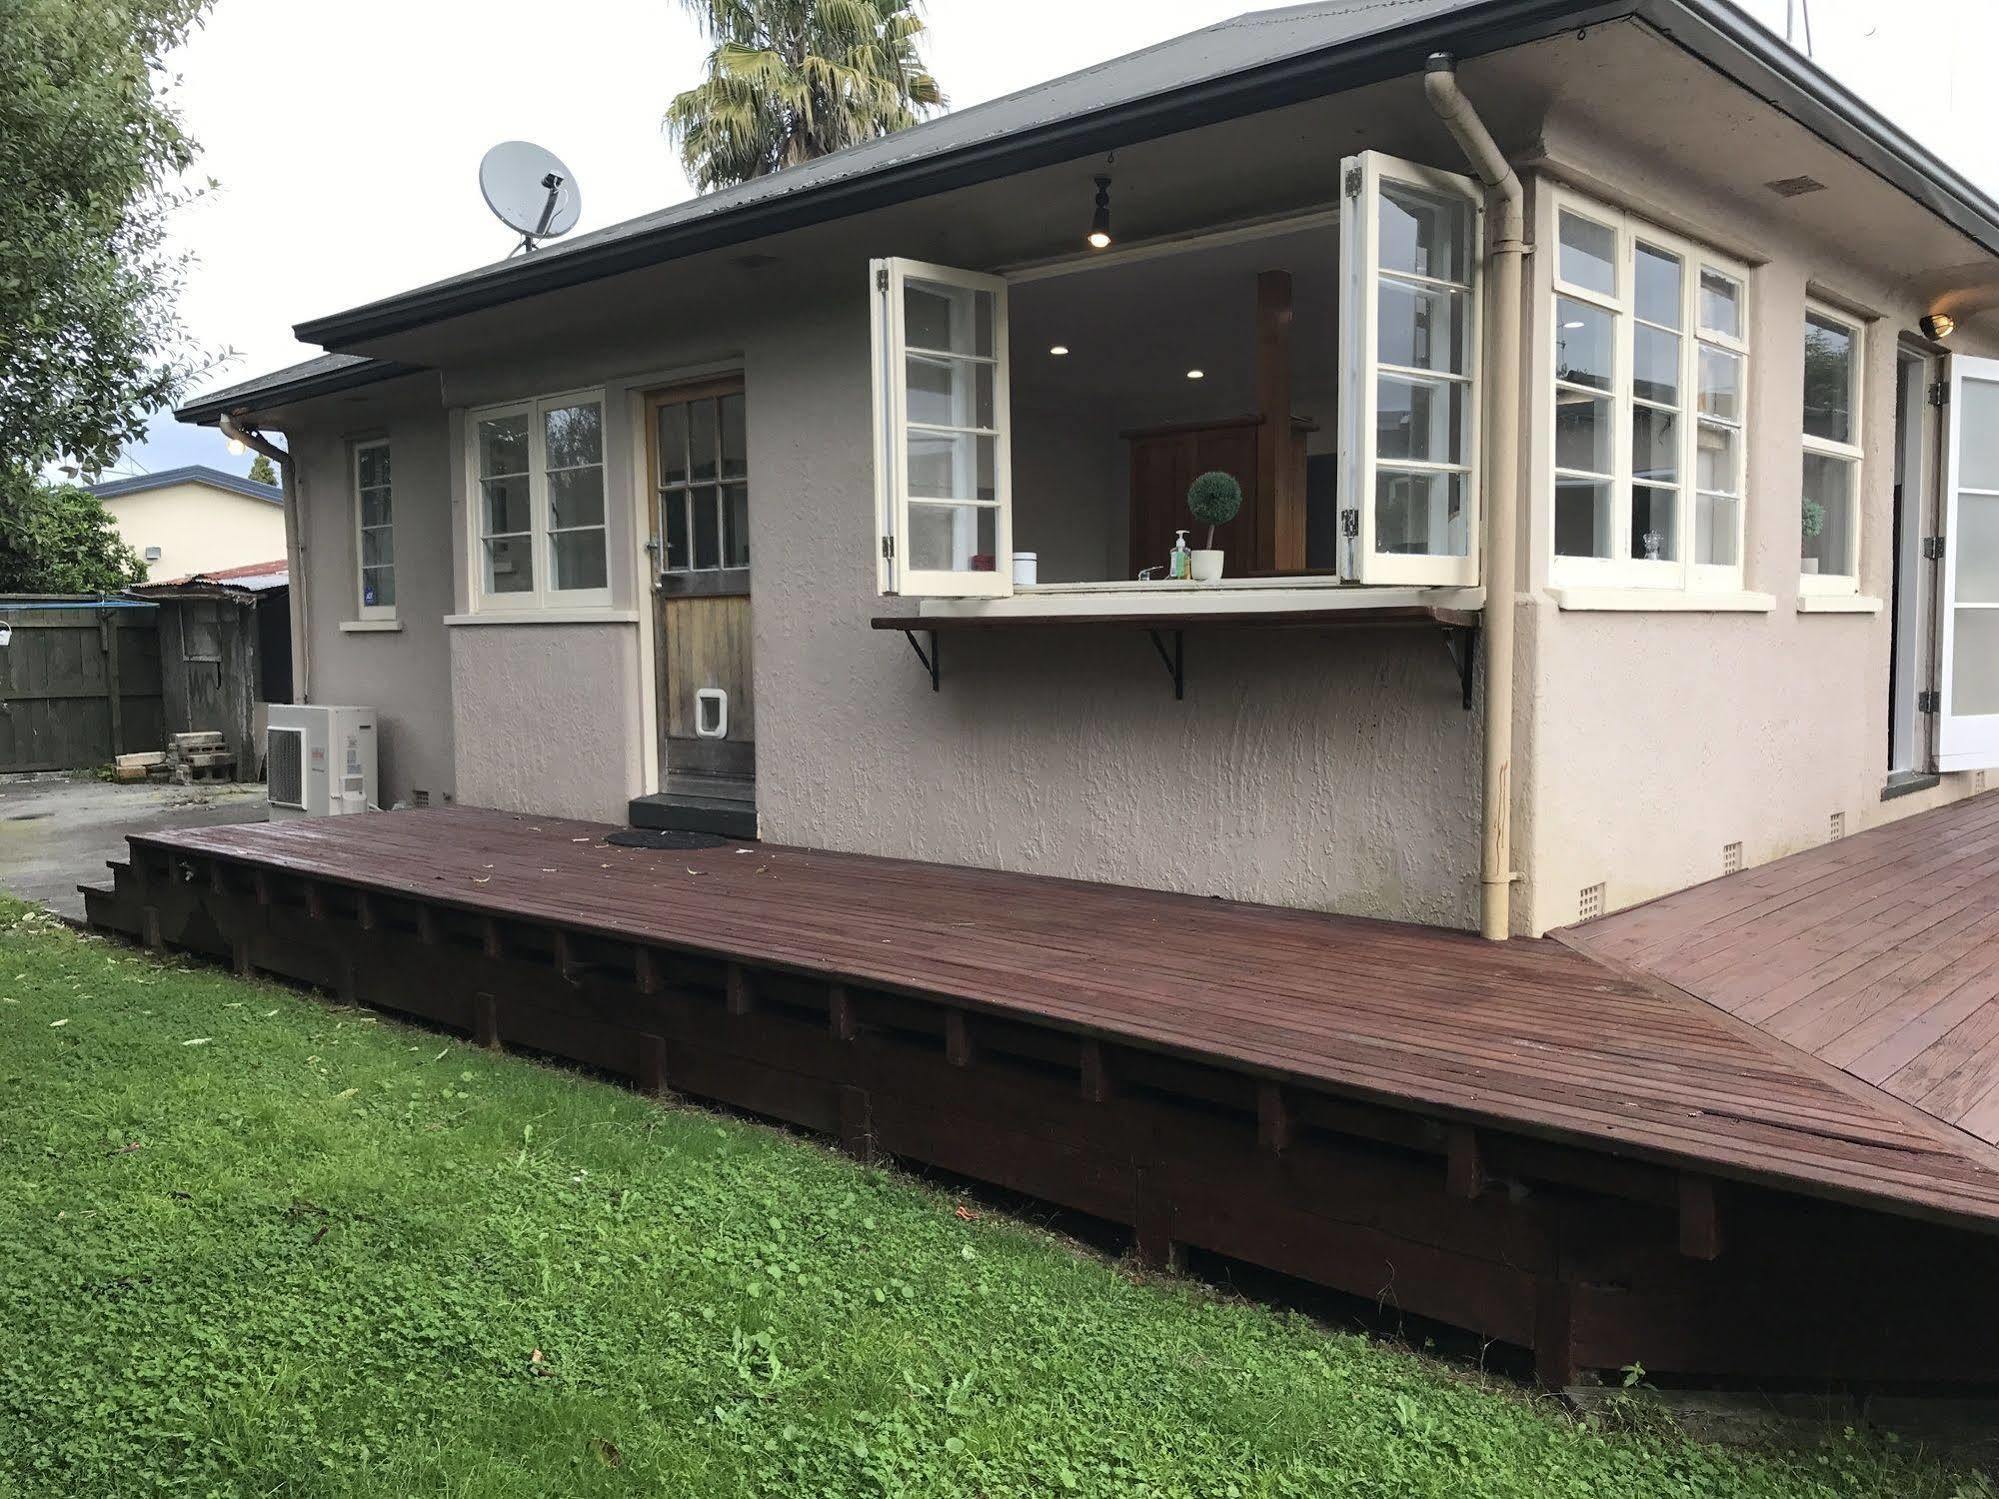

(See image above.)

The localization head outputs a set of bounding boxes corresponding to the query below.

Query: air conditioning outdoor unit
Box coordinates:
[266,705,378,819]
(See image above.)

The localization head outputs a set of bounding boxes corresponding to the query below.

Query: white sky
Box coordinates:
[126,0,1999,476]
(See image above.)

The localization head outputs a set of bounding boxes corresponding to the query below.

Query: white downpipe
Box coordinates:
[1425,54,1523,941]
[220,413,310,704]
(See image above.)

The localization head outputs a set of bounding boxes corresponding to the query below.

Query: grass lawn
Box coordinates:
[0,899,1985,1498]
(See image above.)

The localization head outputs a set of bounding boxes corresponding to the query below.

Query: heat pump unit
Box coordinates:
[266,705,378,819]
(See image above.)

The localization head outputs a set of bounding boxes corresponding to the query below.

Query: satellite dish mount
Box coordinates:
[479,141,582,256]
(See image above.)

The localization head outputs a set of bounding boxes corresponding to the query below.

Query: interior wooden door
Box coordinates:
[646,378,755,800]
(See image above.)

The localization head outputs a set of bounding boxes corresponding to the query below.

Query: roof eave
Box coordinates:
[175,359,426,426]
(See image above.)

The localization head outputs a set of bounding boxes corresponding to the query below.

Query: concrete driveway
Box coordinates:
[0,773,269,921]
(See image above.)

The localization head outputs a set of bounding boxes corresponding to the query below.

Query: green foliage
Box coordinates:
[1186,469,1243,547]
[1802,495,1826,541]
[0,0,213,492]
[0,899,1978,1497]
[664,0,945,190]
[0,478,147,592]
[246,452,277,488]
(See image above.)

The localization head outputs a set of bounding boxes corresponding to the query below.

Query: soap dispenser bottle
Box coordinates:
[1170,529,1192,581]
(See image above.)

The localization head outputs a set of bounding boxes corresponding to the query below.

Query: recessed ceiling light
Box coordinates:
[1562,320,1585,330]
[1186,368,1205,380]
[1049,345,1069,356]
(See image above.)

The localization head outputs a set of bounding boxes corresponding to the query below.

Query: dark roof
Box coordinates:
[128,559,290,598]
[175,353,423,426]
[88,465,284,506]
[286,0,1999,353]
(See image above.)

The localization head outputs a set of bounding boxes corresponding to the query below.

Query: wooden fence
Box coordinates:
[0,600,165,773]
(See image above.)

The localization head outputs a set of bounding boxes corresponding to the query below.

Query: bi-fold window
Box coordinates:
[468,391,609,611]
[870,150,1486,598]
[1939,356,1999,770]
[1548,191,1750,593]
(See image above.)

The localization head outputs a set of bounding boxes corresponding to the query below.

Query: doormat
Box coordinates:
[606,828,734,851]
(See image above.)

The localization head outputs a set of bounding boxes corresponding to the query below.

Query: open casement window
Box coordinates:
[871,258,1012,597]
[1337,151,1483,587]
[1938,354,1999,771]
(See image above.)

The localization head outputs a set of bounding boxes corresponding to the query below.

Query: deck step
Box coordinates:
[628,791,756,840]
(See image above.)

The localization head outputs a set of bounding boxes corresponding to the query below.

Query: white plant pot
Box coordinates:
[1190,549,1225,583]
[1801,557,1821,575]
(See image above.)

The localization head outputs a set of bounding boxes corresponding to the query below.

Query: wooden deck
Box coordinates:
[1571,791,1999,1151]
[81,806,1999,1384]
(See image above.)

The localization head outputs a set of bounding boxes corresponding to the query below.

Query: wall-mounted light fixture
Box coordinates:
[1087,175,1113,249]
[1921,312,1957,341]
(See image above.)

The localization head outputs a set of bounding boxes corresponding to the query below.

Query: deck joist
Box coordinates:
[81,808,1999,1386]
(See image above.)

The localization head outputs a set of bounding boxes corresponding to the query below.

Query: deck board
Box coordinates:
[127,806,1999,1230]
[1572,791,1999,1155]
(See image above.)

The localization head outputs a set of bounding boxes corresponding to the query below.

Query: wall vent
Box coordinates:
[1829,811,1846,840]
[1766,174,1827,198]
[1578,882,1606,922]
[411,789,430,808]
[1723,841,1743,875]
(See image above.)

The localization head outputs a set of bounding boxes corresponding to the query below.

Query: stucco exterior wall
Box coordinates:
[104,483,286,582]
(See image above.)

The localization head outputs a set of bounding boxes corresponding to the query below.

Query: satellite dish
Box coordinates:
[479,141,581,254]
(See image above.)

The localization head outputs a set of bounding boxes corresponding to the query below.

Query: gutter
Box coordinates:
[1425,54,1524,942]
[219,415,310,705]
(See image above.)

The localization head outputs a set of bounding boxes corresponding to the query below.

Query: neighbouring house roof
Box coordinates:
[88,464,284,506]
[175,352,425,427]
[130,559,291,597]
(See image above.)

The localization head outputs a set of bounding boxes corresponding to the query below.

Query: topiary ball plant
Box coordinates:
[1187,470,1243,548]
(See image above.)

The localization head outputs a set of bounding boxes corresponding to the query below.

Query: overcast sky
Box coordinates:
[125,0,1999,478]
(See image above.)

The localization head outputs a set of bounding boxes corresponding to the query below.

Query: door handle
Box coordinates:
[694,688,729,739]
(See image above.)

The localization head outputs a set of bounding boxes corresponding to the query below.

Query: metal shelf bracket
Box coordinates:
[1148,628,1184,701]
[1444,624,1478,711]
[903,628,940,691]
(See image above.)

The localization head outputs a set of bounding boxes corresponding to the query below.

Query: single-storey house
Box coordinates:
[89,465,287,583]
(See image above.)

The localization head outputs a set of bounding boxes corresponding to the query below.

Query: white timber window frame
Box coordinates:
[352,437,395,621]
[1936,353,1999,771]
[466,388,611,614]
[1799,300,1865,596]
[1546,186,1753,595]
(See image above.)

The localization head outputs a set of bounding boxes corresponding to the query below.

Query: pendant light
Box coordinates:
[1087,175,1113,249]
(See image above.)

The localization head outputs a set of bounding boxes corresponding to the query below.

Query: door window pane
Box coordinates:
[658,402,689,485]
[1555,300,1613,390]
[664,492,690,571]
[1960,376,1999,491]
[658,387,750,575]
[724,482,750,567]
[1555,479,1613,557]
[1953,609,1999,716]
[1379,182,1469,283]
[689,397,718,481]
[1802,450,1855,575]
[692,483,720,569]
[1559,211,1617,295]
[1958,493,1999,602]
[1804,312,1856,444]
[720,391,747,478]
[1374,470,1467,557]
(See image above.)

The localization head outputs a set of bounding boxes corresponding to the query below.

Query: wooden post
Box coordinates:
[725,964,755,1016]
[1255,269,1299,572]
[1080,1039,1113,1103]
[836,1084,876,1162]
[100,610,124,758]
[1134,1169,1184,1272]
[637,1033,668,1096]
[1257,1082,1292,1153]
[473,993,500,1050]
[829,984,858,1042]
[1445,1125,1485,1200]
[1679,1175,1722,1260]
[232,939,253,979]
[634,946,661,995]
[140,906,162,952]
[944,1010,975,1068]
[553,930,581,985]
[1533,1281,1579,1389]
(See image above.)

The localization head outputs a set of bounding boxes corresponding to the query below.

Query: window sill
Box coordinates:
[339,619,402,634]
[1548,587,1775,613]
[911,583,1484,622]
[1796,594,1884,614]
[444,609,640,627]
[1882,771,1941,801]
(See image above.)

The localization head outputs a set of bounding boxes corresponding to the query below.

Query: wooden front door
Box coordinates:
[646,379,754,804]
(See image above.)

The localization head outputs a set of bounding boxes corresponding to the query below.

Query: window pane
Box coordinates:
[658,402,689,485]
[357,445,390,489]
[1377,279,1466,373]
[906,354,994,430]
[720,392,747,479]
[1555,299,1613,391]
[1960,375,1999,490]
[1374,469,1467,557]
[664,492,690,570]
[692,483,720,569]
[486,536,532,592]
[548,467,604,529]
[360,527,393,567]
[1696,421,1739,494]
[1555,478,1613,557]
[1559,212,1617,295]
[1378,181,1469,284]
[904,280,992,357]
[479,415,529,478]
[482,476,531,536]
[362,565,395,608]
[1698,346,1742,423]
[908,430,996,501]
[1802,450,1855,574]
[1633,406,1680,484]
[360,488,392,528]
[544,402,602,468]
[1634,243,1683,328]
[553,529,607,592]
[724,482,750,568]
[1803,312,1856,444]
[1954,610,1999,715]
[689,397,718,481]
[1699,270,1742,338]
[1376,374,1465,464]
[908,501,998,573]
[1958,493,1999,602]
[1633,325,1681,406]
[1696,493,1739,566]
[1554,390,1613,475]
[1632,485,1678,560]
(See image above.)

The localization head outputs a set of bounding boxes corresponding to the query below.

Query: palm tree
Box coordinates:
[664,0,945,191]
